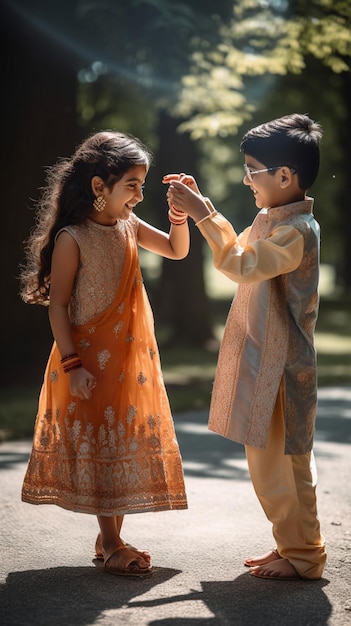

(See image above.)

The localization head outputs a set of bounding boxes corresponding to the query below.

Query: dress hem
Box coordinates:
[21,495,188,516]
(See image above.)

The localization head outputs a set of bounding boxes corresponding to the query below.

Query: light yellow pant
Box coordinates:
[245,384,327,579]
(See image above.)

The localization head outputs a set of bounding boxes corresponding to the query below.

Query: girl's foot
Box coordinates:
[249,558,300,580]
[95,533,151,564]
[244,549,281,567]
[103,545,152,577]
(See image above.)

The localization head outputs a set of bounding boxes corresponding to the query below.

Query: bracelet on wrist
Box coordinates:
[170,204,186,216]
[168,208,187,225]
[63,362,83,373]
[61,352,79,362]
[61,352,83,374]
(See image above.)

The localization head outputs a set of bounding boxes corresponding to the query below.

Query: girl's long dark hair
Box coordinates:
[20,131,152,304]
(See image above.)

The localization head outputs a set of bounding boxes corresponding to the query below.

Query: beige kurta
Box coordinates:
[197,198,320,454]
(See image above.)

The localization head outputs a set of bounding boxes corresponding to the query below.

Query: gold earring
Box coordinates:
[93,195,106,212]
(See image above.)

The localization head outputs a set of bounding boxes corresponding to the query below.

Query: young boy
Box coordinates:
[164,113,327,580]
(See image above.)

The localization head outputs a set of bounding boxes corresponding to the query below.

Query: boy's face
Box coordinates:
[243,155,302,209]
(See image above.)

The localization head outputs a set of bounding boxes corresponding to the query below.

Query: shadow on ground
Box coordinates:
[1,565,332,626]
[133,574,331,626]
[1,565,180,626]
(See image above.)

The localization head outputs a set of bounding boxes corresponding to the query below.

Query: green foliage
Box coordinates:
[173,0,351,138]
[75,0,239,139]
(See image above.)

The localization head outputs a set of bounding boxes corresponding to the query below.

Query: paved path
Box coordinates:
[1,387,351,625]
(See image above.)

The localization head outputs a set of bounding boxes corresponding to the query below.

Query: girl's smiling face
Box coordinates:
[91,164,147,225]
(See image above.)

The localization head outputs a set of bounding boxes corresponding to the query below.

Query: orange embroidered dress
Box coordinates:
[22,215,187,516]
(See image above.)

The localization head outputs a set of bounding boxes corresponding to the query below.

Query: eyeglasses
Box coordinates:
[243,164,296,183]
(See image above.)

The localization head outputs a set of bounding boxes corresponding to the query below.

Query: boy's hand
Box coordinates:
[167,180,210,222]
[163,173,202,196]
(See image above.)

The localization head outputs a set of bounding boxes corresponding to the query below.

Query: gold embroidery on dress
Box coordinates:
[79,338,90,350]
[22,215,187,515]
[113,321,123,336]
[137,372,147,385]
[97,349,111,369]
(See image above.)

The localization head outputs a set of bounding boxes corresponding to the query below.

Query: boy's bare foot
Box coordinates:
[244,549,281,567]
[249,558,300,580]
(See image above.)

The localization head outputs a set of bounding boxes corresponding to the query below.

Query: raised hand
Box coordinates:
[166,180,209,222]
[162,173,202,196]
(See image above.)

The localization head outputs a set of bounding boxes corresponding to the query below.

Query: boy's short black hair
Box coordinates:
[240,113,323,190]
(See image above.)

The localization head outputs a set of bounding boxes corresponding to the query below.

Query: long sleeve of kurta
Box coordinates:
[196,209,304,284]
[200,197,319,454]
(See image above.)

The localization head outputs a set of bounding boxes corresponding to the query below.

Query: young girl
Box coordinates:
[20,130,189,578]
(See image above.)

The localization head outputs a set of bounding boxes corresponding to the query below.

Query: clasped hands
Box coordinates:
[162,173,211,223]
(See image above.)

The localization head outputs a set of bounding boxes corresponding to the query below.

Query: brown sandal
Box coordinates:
[103,545,153,577]
[95,533,151,564]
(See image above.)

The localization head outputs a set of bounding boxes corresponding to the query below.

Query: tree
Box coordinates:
[74,0,236,345]
[4,0,350,387]
[1,1,81,385]
[1,0,236,386]
[172,0,351,287]
[175,0,351,137]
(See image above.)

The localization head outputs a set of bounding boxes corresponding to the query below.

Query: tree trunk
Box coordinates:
[338,72,351,291]
[150,110,215,346]
[1,7,80,386]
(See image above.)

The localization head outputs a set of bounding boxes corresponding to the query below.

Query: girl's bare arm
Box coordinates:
[49,231,96,399]
[137,218,190,259]
[49,232,79,357]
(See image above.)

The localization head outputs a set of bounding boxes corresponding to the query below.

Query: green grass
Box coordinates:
[1,295,350,442]
[0,388,40,442]
[314,295,351,386]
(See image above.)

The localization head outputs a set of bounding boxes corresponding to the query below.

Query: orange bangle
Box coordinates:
[168,209,187,225]
[61,353,83,373]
